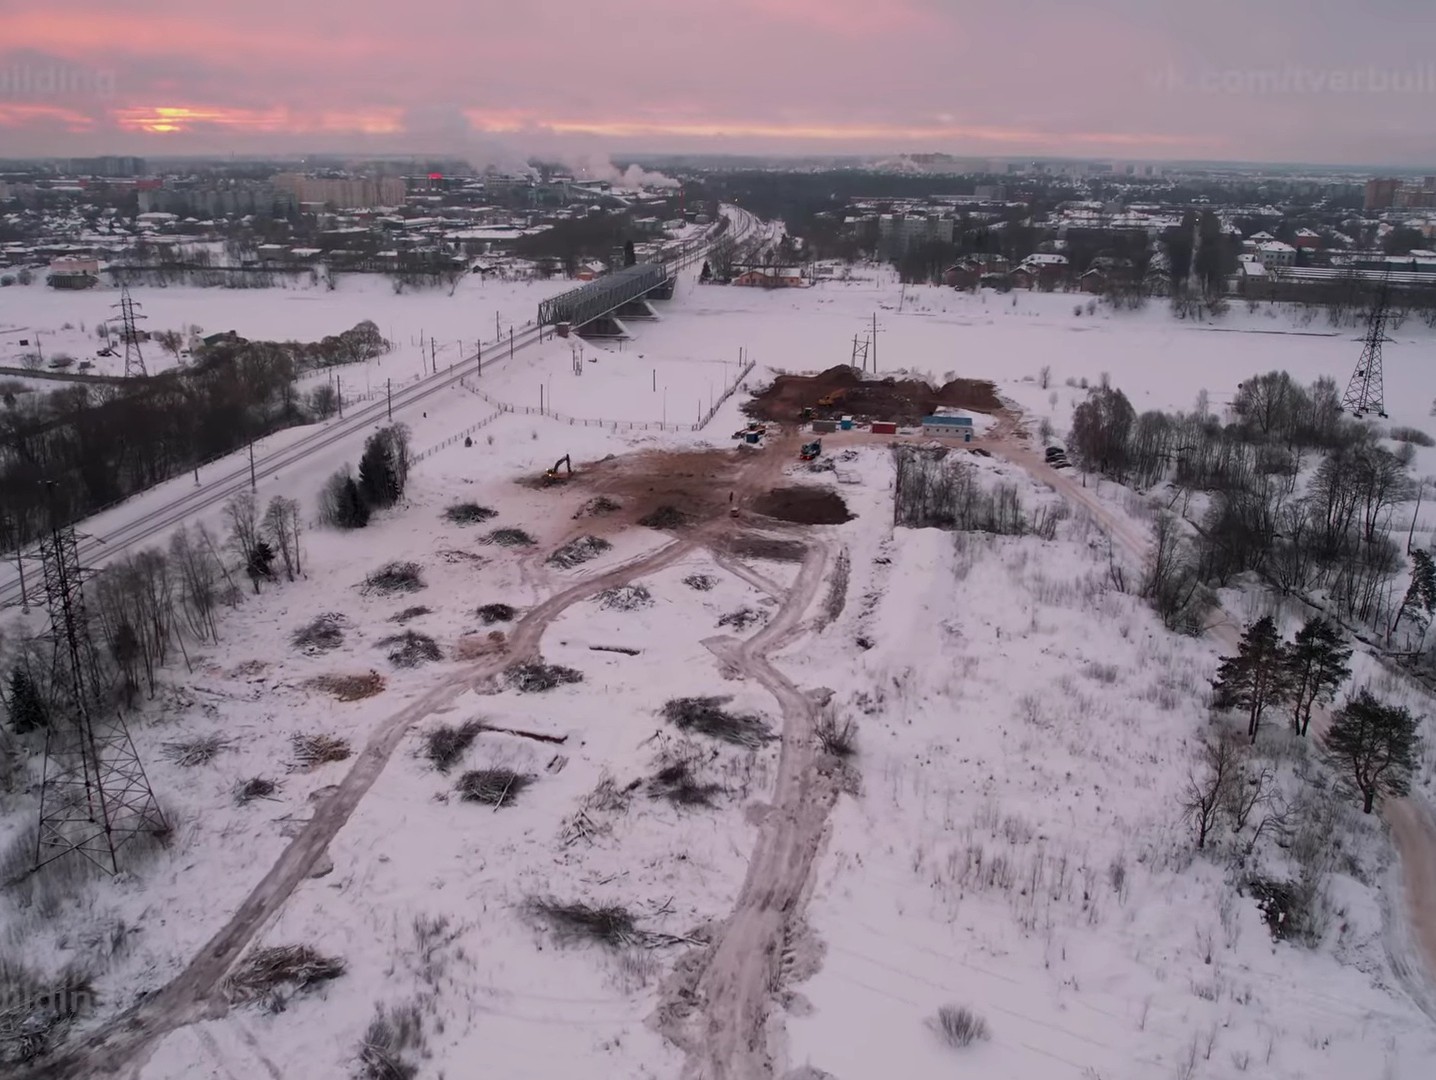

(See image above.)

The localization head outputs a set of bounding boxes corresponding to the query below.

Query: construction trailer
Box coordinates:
[921,414,975,442]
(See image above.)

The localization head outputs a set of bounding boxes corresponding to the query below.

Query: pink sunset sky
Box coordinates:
[1,0,1433,164]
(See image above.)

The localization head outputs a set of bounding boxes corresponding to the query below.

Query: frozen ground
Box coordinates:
[4,264,1436,1079]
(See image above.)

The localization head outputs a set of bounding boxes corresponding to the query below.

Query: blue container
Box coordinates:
[839,416,854,431]
[745,432,760,444]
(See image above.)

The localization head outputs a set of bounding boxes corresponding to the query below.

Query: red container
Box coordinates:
[870,421,897,435]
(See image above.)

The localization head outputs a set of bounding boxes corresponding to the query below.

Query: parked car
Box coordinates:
[1044,446,1066,461]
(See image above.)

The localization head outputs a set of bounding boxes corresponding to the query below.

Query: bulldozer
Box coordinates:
[799,439,821,462]
[542,455,572,486]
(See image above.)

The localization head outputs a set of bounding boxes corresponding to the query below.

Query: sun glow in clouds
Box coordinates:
[115,105,402,135]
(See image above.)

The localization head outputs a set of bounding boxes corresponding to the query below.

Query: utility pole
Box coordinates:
[386,378,392,421]
[540,384,544,414]
[337,376,343,418]
[872,312,879,371]
[496,311,501,340]
[248,440,257,491]
[429,339,436,375]
[509,328,514,362]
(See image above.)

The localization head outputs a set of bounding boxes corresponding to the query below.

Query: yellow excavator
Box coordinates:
[542,454,572,486]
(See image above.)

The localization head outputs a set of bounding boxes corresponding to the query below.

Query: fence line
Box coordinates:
[455,365,753,434]
[410,410,506,465]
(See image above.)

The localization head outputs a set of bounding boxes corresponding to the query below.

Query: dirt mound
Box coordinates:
[582,446,745,529]
[743,365,1000,425]
[752,487,853,525]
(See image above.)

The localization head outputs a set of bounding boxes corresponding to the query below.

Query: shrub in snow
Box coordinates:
[235,777,279,805]
[815,715,857,757]
[379,631,442,668]
[931,1004,989,1048]
[291,612,347,653]
[547,535,611,569]
[424,720,483,773]
[223,945,345,1009]
[361,562,425,596]
[443,502,497,525]
[456,768,531,807]
[162,735,232,767]
[357,1001,426,1080]
[661,696,772,748]
[481,527,535,547]
[597,585,653,611]
[290,733,351,770]
[505,661,583,693]
[646,751,721,807]
[527,897,641,948]
[717,607,766,630]
[476,603,516,624]
[305,671,386,701]
[682,573,716,591]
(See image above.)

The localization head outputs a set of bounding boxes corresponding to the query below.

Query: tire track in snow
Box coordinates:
[660,539,841,1080]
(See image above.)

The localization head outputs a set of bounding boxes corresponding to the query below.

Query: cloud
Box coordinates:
[0,1,1433,162]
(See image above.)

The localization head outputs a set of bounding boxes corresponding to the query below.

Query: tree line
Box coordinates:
[3,489,305,730]
[2,427,414,735]
[1068,371,1433,652]
[0,324,389,552]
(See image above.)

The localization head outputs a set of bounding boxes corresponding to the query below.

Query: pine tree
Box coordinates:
[358,437,396,509]
[700,260,712,282]
[5,667,47,734]
[1321,690,1420,813]
[1285,616,1352,736]
[246,539,276,588]
[340,476,370,529]
[1212,615,1291,743]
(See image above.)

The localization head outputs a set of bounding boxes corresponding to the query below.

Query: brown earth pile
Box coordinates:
[743,365,1000,426]
[751,487,853,525]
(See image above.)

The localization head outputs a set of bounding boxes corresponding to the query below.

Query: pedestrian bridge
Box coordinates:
[536,262,672,331]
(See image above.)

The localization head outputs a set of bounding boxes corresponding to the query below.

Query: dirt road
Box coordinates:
[666,541,838,1080]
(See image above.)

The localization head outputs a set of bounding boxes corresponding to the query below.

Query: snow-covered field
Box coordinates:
[0,271,570,379]
[4,265,1436,1078]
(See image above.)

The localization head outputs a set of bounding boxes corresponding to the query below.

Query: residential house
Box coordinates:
[1014,252,1069,288]
[1255,241,1296,267]
[732,266,804,288]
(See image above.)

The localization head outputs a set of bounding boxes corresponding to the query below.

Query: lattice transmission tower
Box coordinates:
[113,283,148,379]
[1341,286,1391,419]
[33,518,166,874]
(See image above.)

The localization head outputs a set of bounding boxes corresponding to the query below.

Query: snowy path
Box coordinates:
[664,540,837,1080]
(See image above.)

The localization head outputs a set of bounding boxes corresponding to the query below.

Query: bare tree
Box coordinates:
[263,496,303,582]
[1183,729,1240,850]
